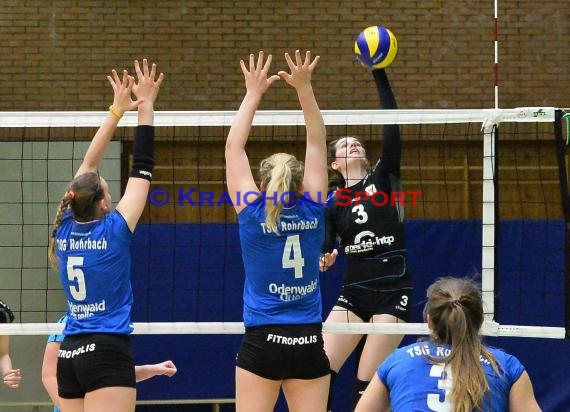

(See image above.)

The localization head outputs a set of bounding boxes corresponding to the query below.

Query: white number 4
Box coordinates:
[67,256,87,301]
[282,235,305,278]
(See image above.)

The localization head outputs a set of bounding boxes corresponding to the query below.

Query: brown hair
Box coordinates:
[423,277,500,412]
[327,137,370,191]
[48,172,104,270]
[259,153,303,234]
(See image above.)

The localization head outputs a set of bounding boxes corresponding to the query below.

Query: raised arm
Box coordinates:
[75,70,141,178]
[225,51,280,214]
[373,69,401,178]
[116,59,164,232]
[278,50,327,201]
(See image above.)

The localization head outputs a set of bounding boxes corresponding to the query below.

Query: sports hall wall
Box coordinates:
[1,1,570,411]
[0,1,569,110]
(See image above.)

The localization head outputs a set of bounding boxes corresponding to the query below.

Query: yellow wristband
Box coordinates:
[109,105,123,121]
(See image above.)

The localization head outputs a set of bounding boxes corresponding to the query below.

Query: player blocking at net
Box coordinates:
[47,59,163,412]
[225,50,330,411]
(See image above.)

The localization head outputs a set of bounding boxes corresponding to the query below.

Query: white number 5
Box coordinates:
[67,256,87,301]
[282,235,305,278]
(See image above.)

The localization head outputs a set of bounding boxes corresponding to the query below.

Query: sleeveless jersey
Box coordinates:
[378,341,525,411]
[56,210,134,335]
[238,196,325,327]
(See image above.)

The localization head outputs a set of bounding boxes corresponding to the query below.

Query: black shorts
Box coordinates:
[57,333,136,398]
[335,285,413,323]
[236,323,330,380]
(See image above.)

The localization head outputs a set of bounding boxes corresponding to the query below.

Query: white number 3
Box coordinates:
[427,364,453,411]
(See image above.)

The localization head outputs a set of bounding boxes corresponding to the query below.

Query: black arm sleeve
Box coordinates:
[129,125,155,181]
[321,205,338,254]
[373,69,401,178]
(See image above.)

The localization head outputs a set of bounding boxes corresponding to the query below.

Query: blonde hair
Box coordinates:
[259,153,303,234]
[423,277,501,412]
[48,172,104,271]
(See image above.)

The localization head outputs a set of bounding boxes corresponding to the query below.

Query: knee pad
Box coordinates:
[351,378,369,411]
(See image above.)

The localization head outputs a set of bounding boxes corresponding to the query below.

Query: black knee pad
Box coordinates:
[326,370,338,412]
[351,378,369,411]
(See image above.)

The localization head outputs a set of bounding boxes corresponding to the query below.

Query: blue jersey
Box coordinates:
[56,210,134,335]
[378,342,525,411]
[238,196,325,327]
[47,315,67,343]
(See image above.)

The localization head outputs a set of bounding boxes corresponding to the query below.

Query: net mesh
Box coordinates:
[0,108,565,339]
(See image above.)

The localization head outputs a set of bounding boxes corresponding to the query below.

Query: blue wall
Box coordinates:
[130,221,568,411]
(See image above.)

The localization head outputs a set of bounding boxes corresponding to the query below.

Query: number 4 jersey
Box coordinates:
[238,196,326,327]
[378,341,525,411]
[56,210,134,335]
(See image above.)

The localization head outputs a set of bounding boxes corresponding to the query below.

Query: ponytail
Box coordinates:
[48,192,73,271]
[424,277,501,412]
[48,172,105,271]
[259,153,303,234]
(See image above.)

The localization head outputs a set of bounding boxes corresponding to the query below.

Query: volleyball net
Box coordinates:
[0,107,568,340]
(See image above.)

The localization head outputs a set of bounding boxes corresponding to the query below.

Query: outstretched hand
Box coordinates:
[107,69,139,117]
[278,50,320,91]
[132,59,164,105]
[240,51,280,97]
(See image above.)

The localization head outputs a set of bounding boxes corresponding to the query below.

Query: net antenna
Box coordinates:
[0,107,566,340]
[494,0,500,109]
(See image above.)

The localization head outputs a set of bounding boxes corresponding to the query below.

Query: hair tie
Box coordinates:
[52,229,57,238]
[452,299,463,308]
[68,190,75,199]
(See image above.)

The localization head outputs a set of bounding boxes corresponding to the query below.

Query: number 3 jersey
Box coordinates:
[56,209,134,335]
[323,162,410,290]
[378,341,525,411]
[238,196,326,327]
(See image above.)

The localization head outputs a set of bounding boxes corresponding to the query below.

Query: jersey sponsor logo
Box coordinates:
[68,299,106,319]
[266,333,318,345]
[58,343,96,359]
[268,279,318,301]
[345,230,395,254]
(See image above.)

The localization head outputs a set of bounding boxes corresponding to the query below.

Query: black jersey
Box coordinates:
[323,69,409,290]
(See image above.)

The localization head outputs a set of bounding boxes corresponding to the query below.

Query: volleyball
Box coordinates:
[354,25,398,69]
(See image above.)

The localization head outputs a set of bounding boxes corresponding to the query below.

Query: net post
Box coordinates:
[482,121,497,322]
[553,109,570,339]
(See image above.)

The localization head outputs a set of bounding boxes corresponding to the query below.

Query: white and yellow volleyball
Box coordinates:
[354,25,398,69]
